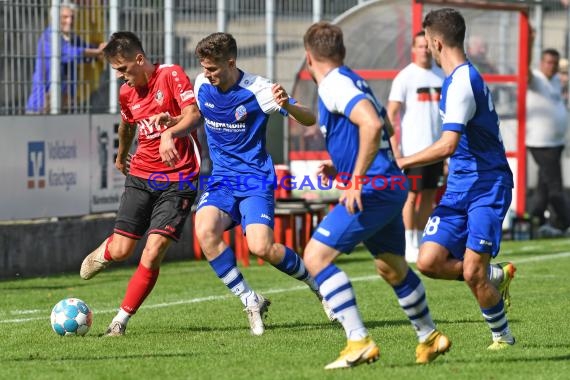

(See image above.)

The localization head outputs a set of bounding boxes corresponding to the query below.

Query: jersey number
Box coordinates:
[424,216,440,236]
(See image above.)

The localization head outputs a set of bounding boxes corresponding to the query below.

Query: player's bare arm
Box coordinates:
[150,104,202,167]
[386,100,402,158]
[342,99,383,214]
[116,120,137,175]
[397,130,460,170]
[317,159,337,187]
[271,83,316,126]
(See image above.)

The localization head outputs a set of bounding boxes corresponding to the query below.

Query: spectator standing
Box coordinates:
[558,58,569,107]
[467,35,497,74]
[527,48,569,235]
[26,1,106,113]
[388,30,445,262]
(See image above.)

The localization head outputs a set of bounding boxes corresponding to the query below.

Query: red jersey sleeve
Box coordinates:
[166,64,197,110]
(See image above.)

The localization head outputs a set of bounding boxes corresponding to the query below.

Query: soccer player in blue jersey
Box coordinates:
[301,22,450,370]
[179,32,333,336]
[398,8,516,350]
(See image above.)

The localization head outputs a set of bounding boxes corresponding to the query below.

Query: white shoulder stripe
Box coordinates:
[194,73,209,111]
[443,65,476,125]
[319,69,363,114]
[239,71,280,114]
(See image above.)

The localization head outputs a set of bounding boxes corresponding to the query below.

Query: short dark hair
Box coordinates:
[103,31,145,60]
[422,8,466,49]
[195,33,237,62]
[413,30,426,46]
[542,48,560,59]
[303,21,346,64]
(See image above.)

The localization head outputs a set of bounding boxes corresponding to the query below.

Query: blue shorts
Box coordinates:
[311,190,407,256]
[422,183,511,259]
[196,184,274,231]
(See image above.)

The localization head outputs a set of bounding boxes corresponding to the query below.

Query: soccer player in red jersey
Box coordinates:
[79,31,202,336]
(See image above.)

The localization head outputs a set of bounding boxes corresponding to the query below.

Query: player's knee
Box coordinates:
[376,266,398,283]
[108,240,133,262]
[195,223,218,247]
[302,243,331,275]
[302,250,320,274]
[142,238,168,262]
[416,255,437,277]
[247,240,273,258]
[375,256,408,285]
[462,266,486,287]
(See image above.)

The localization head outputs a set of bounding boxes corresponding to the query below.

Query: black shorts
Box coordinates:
[114,175,197,241]
[405,161,444,191]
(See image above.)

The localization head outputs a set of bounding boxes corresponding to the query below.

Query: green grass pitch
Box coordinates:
[1,239,569,379]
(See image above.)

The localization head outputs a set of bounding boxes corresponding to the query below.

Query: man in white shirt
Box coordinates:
[527,48,569,235]
[388,31,445,262]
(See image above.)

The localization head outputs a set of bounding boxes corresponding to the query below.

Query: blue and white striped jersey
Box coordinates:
[440,62,513,192]
[195,70,289,195]
[317,66,404,192]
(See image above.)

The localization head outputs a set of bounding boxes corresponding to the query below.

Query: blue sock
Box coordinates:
[393,269,436,342]
[273,247,318,291]
[481,299,512,341]
[315,264,367,340]
[209,247,254,306]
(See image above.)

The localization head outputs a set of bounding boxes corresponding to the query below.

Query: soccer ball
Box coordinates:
[50,298,93,336]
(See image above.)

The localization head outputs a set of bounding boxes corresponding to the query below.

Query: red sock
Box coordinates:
[103,234,114,261]
[120,264,160,314]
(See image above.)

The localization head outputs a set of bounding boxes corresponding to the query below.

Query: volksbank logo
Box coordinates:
[27,140,79,191]
[28,141,45,189]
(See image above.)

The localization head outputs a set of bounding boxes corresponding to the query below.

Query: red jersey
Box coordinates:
[119,63,200,182]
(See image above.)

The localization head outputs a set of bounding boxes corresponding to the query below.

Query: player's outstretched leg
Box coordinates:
[209,247,270,336]
[80,236,113,280]
[314,264,379,369]
[391,268,451,363]
[104,263,160,336]
[273,246,336,321]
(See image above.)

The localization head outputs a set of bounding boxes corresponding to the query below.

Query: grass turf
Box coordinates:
[1,239,569,379]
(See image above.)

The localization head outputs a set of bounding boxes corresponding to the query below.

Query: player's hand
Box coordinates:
[160,130,180,167]
[396,156,407,170]
[316,160,337,187]
[149,112,174,128]
[272,83,290,108]
[339,187,363,215]
[115,153,131,176]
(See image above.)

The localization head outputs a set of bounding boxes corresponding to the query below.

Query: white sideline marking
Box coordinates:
[2,251,570,324]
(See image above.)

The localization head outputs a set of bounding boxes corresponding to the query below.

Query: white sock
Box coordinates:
[405,230,414,250]
[112,308,132,326]
[393,269,436,342]
[488,264,504,287]
[414,229,423,248]
[319,267,368,340]
[240,290,260,308]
